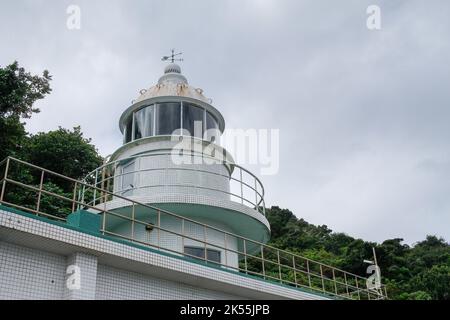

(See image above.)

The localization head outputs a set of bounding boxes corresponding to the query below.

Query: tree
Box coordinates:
[414,265,450,300]
[264,206,449,300]
[0,61,52,161]
[22,126,104,187]
[0,61,52,118]
[0,116,27,160]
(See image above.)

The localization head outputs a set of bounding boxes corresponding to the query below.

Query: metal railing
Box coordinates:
[0,157,387,300]
[83,151,266,216]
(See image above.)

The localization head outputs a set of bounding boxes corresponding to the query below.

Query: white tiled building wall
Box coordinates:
[0,241,242,300]
[0,208,328,300]
[63,253,98,300]
[95,264,243,300]
[0,241,66,300]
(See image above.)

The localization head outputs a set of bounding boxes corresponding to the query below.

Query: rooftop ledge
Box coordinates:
[0,204,335,300]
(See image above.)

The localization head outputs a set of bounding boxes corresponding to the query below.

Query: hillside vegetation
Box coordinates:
[265,206,450,300]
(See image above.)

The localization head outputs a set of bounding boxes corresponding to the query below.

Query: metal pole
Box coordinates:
[373,247,378,266]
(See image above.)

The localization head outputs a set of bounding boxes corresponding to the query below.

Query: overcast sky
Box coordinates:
[1,0,449,245]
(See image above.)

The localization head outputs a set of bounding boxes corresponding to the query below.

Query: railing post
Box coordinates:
[0,158,10,202]
[332,268,338,295]
[320,264,325,292]
[102,194,107,234]
[131,203,135,241]
[181,218,185,254]
[36,171,45,213]
[292,256,298,287]
[77,181,82,211]
[261,245,265,279]
[80,183,86,208]
[243,239,248,274]
[344,273,350,297]
[277,250,282,283]
[355,276,361,300]
[224,233,228,267]
[240,168,243,204]
[71,182,77,213]
[306,259,312,288]
[254,179,258,209]
[93,169,98,206]
[101,207,106,235]
[203,225,207,262]
[106,171,111,202]
[157,210,161,249]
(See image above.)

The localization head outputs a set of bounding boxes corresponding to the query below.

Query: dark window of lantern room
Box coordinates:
[155,102,181,135]
[183,103,204,138]
[124,117,132,143]
[206,111,220,142]
[134,105,154,140]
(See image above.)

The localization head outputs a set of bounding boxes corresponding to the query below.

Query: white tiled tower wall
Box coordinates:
[113,216,240,269]
[114,153,230,200]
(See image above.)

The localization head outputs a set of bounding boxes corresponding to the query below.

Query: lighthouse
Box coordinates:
[87,52,271,270]
[0,52,386,300]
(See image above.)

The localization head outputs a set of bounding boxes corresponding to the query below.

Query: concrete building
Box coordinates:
[0,58,386,300]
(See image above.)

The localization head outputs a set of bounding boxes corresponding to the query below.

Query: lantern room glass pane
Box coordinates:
[124,117,132,143]
[134,105,154,140]
[206,111,220,142]
[156,102,181,135]
[183,103,204,138]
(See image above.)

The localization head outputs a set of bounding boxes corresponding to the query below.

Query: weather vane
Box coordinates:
[161,49,183,63]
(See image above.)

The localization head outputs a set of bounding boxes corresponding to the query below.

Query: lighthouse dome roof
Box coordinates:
[134,63,211,104]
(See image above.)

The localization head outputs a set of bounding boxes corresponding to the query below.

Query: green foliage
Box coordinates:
[0,61,52,118]
[265,206,450,300]
[0,116,27,160]
[22,126,103,188]
[398,291,432,300]
[0,61,102,219]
